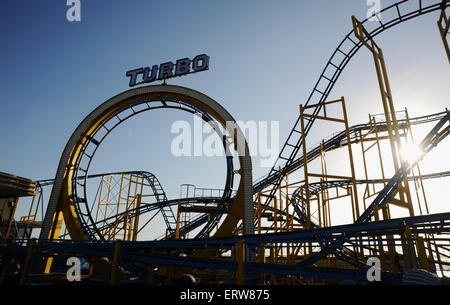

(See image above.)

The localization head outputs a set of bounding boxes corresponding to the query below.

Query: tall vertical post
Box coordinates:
[438,0,450,63]
[4,197,19,242]
[342,97,360,220]
[405,108,430,216]
[110,240,121,285]
[257,193,262,234]
[132,194,142,241]
[352,15,414,217]
[19,238,36,285]
[175,199,182,239]
[43,209,64,274]
[299,104,311,229]
[236,240,246,285]
[415,235,431,271]
[258,246,266,285]
[402,226,417,271]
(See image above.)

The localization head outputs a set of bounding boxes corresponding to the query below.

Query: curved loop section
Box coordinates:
[39,85,252,242]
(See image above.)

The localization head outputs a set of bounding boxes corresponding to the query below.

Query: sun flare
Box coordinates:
[400,143,424,165]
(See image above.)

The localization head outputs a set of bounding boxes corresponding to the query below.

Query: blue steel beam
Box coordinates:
[4,240,403,283]
[37,211,450,249]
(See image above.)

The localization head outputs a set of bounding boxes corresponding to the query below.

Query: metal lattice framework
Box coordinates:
[254,0,449,204]
[5,0,449,286]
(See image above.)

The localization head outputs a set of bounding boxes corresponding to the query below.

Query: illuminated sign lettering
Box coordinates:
[126,54,210,87]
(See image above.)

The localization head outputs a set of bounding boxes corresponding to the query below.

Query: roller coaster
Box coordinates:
[0,0,449,285]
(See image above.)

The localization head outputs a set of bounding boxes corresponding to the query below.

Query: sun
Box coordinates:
[400,142,424,165]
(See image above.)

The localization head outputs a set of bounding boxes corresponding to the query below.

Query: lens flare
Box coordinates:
[400,143,423,165]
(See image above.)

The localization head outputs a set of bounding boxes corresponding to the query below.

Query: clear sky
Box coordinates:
[1,0,449,228]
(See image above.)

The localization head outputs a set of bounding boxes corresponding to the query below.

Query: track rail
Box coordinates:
[7,211,450,283]
[299,111,450,266]
[254,0,449,209]
[290,170,450,226]
[254,111,448,193]
[39,85,253,243]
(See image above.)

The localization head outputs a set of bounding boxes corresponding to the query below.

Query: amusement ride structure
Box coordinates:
[0,0,449,285]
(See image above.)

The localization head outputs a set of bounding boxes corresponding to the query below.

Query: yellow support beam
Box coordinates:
[415,236,431,271]
[42,209,64,274]
[132,194,142,241]
[402,226,418,271]
[352,15,415,219]
[3,197,19,243]
[299,97,360,226]
[110,240,121,285]
[300,104,312,229]
[438,0,450,63]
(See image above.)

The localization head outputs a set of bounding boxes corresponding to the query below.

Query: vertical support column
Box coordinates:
[236,240,246,285]
[273,197,279,257]
[116,175,125,239]
[241,144,254,236]
[319,142,327,227]
[110,240,121,285]
[360,129,369,212]
[43,209,64,274]
[122,213,129,241]
[95,175,107,236]
[19,238,36,285]
[299,104,311,229]
[269,247,276,284]
[26,188,42,239]
[438,0,450,63]
[257,193,262,234]
[3,197,19,241]
[405,108,430,216]
[402,226,417,271]
[278,170,284,261]
[258,246,265,285]
[352,15,414,217]
[175,200,181,239]
[284,174,292,263]
[415,235,431,271]
[132,194,142,241]
[342,97,360,220]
